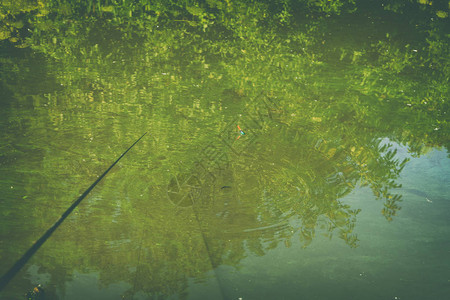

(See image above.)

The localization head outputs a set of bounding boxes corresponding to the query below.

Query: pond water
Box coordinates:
[0,1,449,299]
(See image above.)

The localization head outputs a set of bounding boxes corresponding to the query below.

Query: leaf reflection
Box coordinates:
[0,0,448,299]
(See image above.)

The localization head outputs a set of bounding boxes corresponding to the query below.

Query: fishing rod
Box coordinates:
[0,132,147,292]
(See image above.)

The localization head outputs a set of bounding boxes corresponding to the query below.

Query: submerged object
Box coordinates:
[402,188,433,203]
[25,284,44,300]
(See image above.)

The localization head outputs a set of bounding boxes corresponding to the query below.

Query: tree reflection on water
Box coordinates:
[0,0,448,299]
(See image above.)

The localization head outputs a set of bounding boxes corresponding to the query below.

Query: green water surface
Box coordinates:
[0,1,449,299]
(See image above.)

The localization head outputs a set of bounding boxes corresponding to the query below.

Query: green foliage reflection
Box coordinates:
[0,0,448,298]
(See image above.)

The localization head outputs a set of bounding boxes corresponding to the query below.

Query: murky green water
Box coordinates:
[0,1,449,299]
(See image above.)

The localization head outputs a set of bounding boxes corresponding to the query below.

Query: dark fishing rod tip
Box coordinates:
[0,132,147,292]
